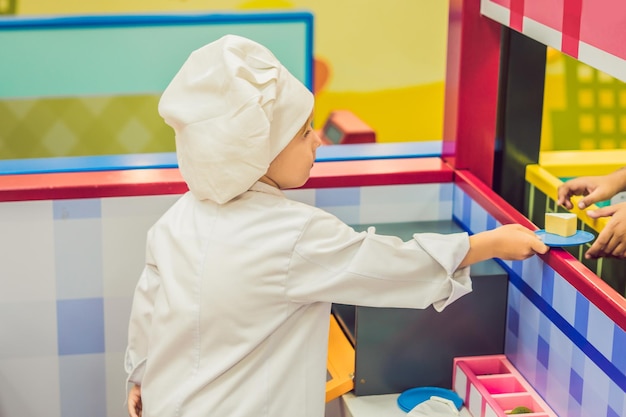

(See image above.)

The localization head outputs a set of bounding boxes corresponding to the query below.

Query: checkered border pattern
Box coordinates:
[453,184,626,417]
[480,0,626,81]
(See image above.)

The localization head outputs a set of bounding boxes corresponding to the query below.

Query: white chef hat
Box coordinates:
[158,34,314,203]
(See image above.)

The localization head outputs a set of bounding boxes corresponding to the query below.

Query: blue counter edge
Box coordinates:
[0,142,442,176]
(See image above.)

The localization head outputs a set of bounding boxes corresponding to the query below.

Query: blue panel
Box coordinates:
[439,182,453,203]
[315,141,442,161]
[587,303,616,362]
[0,12,313,98]
[54,217,103,300]
[574,292,590,338]
[53,199,101,220]
[0,141,443,175]
[608,406,621,417]
[537,335,550,368]
[539,314,552,342]
[569,369,584,404]
[0,153,178,175]
[508,305,520,336]
[540,266,555,304]
[534,359,549,396]
[608,381,625,417]
[511,260,524,277]
[315,187,360,207]
[461,190,472,227]
[57,298,105,355]
[612,324,626,374]
[505,264,626,392]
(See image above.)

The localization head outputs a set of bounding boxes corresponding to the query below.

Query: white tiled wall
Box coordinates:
[0,183,450,417]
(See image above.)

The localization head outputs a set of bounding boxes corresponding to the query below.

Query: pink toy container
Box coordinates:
[453,355,558,417]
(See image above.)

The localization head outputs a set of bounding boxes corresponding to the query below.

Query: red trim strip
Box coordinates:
[561,0,583,58]
[0,169,188,202]
[454,169,535,228]
[0,157,453,202]
[456,169,626,332]
[510,0,525,31]
[305,158,454,188]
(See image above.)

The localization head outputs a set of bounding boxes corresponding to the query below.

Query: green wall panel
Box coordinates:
[0,12,313,158]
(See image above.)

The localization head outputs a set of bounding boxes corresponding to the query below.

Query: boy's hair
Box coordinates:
[159,34,314,204]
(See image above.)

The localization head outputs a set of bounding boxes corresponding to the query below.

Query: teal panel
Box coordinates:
[0,13,312,98]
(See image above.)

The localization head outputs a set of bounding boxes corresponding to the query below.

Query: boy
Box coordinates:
[126,34,548,417]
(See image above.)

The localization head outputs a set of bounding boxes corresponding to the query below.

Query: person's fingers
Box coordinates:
[585,230,610,259]
[578,191,602,209]
[557,189,575,209]
[130,398,142,417]
[561,199,574,210]
[586,205,617,219]
[610,240,626,258]
[556,192,568,208]
[128,401,138,417]
[585,245,601,259]
[128,385,142,417]
[530,235,550,254]
[602,235,620,258]
[516,229,549,257]
[578,182,622,209]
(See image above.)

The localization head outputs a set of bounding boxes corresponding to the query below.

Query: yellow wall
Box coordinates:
[542,48,626,151]
[15,0,449,143]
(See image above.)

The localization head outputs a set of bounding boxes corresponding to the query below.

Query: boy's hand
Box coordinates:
[489,224,550,260]
[128,384,142,417]
[462,224,549,268]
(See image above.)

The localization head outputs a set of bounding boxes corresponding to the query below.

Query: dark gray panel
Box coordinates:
[332,220,509,396]
[353,271,507,395]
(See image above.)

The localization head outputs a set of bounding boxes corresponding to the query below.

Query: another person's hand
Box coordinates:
[584,202,626,259]
[128,384,142,417]
[557,175,621,210]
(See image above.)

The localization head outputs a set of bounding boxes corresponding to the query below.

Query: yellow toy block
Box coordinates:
[545,213,577,237]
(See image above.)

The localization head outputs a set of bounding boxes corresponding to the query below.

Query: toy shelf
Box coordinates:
[453,355,558,417]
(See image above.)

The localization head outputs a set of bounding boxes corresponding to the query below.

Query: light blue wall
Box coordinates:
[0,13,313,99]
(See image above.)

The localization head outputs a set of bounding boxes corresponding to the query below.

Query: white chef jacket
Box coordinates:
[125,181,472,417]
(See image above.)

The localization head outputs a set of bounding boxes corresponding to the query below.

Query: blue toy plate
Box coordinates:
[397,386,463,412]
[535,230,595,247]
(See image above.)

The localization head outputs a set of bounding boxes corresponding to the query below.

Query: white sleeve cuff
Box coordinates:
[413,232,469,275]
[413,232,472,311]
[125,348,147,386]
[432,267,472,312]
